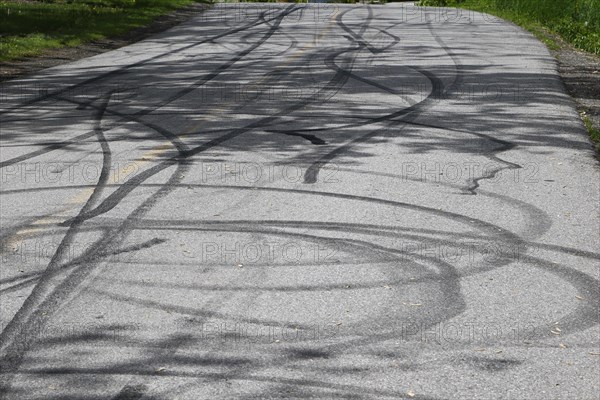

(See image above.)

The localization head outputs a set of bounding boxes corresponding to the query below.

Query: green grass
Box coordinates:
[582,114,600,152]
[0,0,206,62]
[232,0,386,3]
[417,0,600,55]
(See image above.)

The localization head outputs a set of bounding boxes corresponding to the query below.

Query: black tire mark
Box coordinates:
[385,118,522,195]
[54,94,189,155]
[242,7,299,57]
[0,92,114,384]
[337,5,389,55]
[266,130,327,145]
[112,384,147,400]
[303,67,439,184]
[255,59,428,135]
[11,365,420,399]
[0,237,166,296]
[0,130,99,170]
[326,164,553,239]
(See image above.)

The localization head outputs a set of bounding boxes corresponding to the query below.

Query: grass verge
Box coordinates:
[0,0,207,62]
[582,114,600,153]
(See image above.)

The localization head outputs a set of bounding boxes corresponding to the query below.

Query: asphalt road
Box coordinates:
[1,3,599,399]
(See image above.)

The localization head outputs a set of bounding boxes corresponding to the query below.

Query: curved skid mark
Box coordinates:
[266,130,327,145]
[0,92,115,380]
[303,68,440,184]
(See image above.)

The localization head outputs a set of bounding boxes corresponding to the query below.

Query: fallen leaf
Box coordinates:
[559,343,567,349]
[155,367,166,373]
[576,296,584,300]
[407,390,415,398]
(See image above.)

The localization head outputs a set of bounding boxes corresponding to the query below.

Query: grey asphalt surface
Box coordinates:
[1,3,599,399]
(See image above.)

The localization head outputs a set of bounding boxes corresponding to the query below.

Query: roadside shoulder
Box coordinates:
[551,40,600,155]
